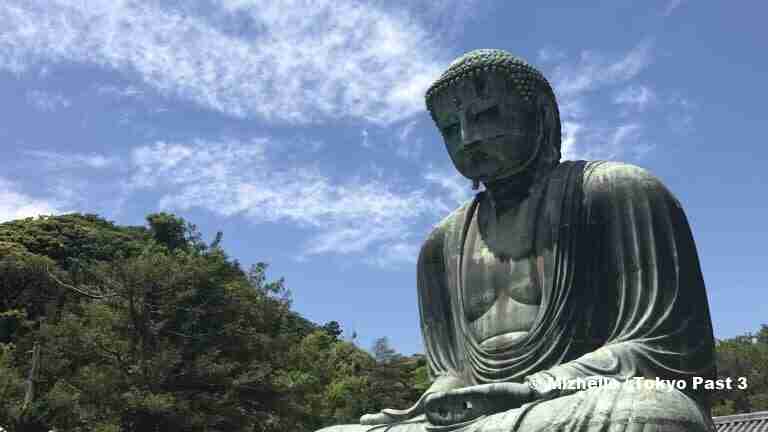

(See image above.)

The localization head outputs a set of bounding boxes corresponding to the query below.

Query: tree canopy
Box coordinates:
[0,213,426,431]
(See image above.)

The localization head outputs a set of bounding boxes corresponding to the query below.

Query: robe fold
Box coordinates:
[418,160,715,407]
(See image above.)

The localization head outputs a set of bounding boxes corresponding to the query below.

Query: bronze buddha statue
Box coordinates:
[320,49,716,432]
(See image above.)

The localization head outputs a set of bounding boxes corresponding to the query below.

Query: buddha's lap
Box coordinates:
[316,379,713,432]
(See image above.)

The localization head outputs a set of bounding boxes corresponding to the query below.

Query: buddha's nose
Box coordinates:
[460,123,483,152]
[461,138,483,152]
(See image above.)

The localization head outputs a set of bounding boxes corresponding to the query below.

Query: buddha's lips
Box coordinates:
[469,152,489,163]
[465,134,506,150]
[460,135,506,157]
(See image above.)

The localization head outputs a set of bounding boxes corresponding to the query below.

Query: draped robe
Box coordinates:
[320,160,716,432]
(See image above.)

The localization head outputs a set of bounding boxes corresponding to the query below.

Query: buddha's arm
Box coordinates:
[417,225,464,384]
[360,224,469,425]
[525,162,716,403]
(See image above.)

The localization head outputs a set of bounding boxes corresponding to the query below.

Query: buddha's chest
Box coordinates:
[462,235,542,323]
[461,198,544,326]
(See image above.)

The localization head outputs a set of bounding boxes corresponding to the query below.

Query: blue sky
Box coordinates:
[1,0,766,355]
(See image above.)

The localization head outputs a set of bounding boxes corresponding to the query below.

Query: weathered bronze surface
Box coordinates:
[318,49,716,432]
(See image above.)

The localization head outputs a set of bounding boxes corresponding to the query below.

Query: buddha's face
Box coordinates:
[431,71,542,183]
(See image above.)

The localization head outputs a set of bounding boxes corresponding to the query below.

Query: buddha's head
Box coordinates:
[425,49,561,185]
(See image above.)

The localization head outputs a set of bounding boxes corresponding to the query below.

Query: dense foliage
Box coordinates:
[0,212,762,431]
[0,213,427,431]
[711,325,768,416]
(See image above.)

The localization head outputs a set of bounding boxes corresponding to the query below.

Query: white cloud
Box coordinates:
[0,0,458,125]
[663,0,684,16]
[306,226,404,257]
[561,123,645,161]
[94,84,145,100]
[423,165,473,210]
[366,241,421,269]
[398,121,418,143]
[613,85,657,112]
[128,139,449,260]
[551,40,654,99]
[537,48,566,63]
[560,121,584,161]
[15,137,467,264]
[0,178,67,222]
[26,90,71,112]
[22,150,116,170]
[544,41,692,160]
[666,95,696,134]
[395,120,423,159]
[611,124,643,150]
[544,40,657,161]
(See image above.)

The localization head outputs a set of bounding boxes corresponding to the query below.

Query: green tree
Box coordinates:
[146,213,188,252]
[0,212,427,431]
[712,325,768,416]
[372,337,399,365]
[23,248,296,430]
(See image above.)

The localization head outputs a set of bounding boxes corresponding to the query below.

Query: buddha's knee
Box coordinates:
[613,379,711,429]
[316,425,368,432]
[517,379,713,432]
[316,420,428,432]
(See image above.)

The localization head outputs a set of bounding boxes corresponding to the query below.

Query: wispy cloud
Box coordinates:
[423,165,473,210]
[543,39,697,160]
[665,95,696,134]
[544,40,658,160]
[560,121,583,161]
[26,90,71,112]
[613,85,657,112]
[13,151,124,217]
[551,40,654,99]
[663,0,684,16]
[94,84,145,100]
[22,150,116,170]
[398,121,418,144]
[366,241,421,269]
[14,136,468,265]
[0,0,460,125]
[127,139,452,262]
[395,120,423,160]
[368,0,485,43]
[0,178,67,223]
[537,47,566,64]
[562,123,647,161]
[361,129,371,148]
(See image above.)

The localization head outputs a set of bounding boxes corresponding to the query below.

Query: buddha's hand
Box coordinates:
[359,412,400,425]
[424,382,534,426]
[359,396,427,425]
[360,374,466,425]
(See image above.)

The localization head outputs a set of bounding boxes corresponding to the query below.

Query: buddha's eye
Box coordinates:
[442,123,460,137]
[474,105,500,123]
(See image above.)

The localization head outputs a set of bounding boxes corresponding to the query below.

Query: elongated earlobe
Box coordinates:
[538,104,555,165]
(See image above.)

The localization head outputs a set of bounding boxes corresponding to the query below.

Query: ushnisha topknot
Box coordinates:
[424,49,557,118]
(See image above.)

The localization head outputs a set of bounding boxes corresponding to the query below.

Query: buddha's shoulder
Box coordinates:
[581,160,674,198]
[422,199,476,248]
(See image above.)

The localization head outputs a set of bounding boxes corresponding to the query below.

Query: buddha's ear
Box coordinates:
[537,99,559,165]
[536,103,549,155]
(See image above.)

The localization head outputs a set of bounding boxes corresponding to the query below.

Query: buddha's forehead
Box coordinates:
[431,71,529,117]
